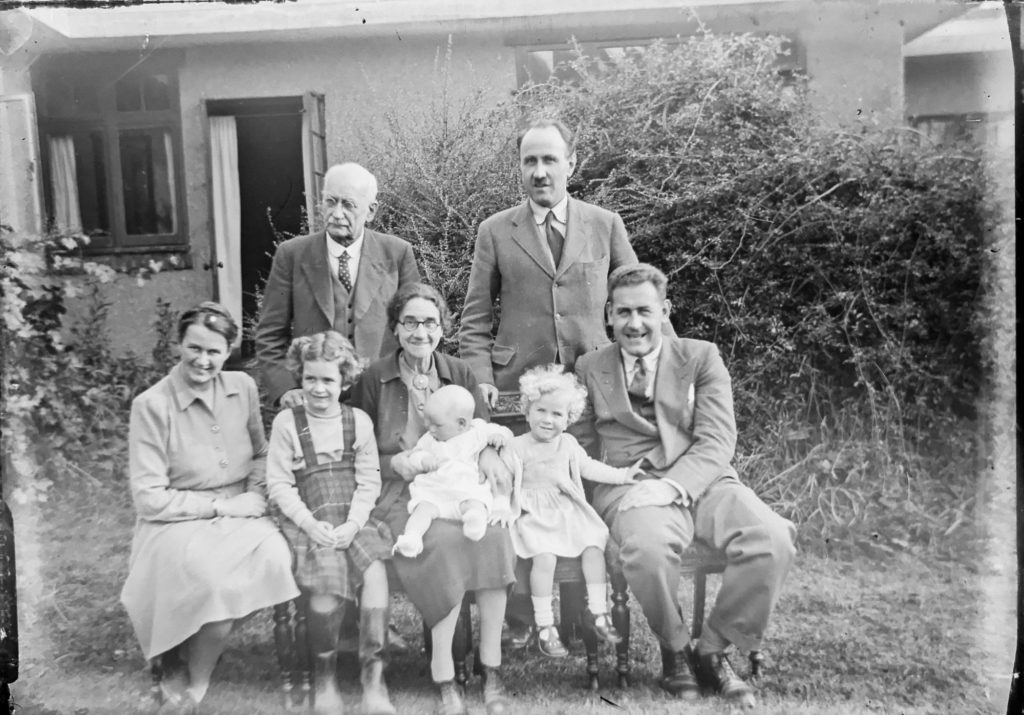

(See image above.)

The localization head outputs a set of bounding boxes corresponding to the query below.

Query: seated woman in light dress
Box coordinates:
[121,302,299,714]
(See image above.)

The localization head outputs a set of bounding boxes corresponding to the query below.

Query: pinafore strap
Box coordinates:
[292,404,355,470]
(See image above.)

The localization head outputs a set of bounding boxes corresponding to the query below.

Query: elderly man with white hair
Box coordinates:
[257,162,421,409]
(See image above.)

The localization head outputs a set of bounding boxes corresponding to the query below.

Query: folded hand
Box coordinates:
[332,521,359,549]
[305,519,336,547]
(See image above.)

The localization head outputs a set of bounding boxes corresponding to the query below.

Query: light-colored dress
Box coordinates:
[510,432,632,559]
[406,419,509,517]
[120,365,299,660]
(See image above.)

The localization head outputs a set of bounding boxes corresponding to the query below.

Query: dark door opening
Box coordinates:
[208,97,305,360]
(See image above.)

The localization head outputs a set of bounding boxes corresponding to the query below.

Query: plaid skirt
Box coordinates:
[279,406,393,602]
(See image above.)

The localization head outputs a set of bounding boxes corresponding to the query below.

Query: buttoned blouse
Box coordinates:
[128,364,267,522]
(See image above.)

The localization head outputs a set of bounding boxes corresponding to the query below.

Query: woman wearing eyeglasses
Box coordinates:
[351,283,516,715]
[121,302,299,714]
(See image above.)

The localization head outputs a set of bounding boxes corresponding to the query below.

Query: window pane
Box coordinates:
[143,74,171,111]
[47,75,100,116]
[120,130,177,235]
[76,132,110,235]
[115,76,142,112]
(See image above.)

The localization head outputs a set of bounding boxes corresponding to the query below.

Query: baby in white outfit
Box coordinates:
[392,384,512,558]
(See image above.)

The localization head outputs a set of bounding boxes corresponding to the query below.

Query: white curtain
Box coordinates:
[209,116,242,330]
[48,136,81,233]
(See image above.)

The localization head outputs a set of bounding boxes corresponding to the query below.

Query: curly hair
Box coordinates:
[285,331,365,384]
[518,363,589,424]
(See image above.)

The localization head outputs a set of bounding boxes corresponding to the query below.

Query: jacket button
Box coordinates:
[219,459,229,467]
[211,425,220,433]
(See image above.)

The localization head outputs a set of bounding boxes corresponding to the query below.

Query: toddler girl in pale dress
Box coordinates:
[509,364,641,657]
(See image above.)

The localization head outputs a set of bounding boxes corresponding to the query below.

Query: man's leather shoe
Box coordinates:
[685,643,756,707]
[536,625,569,658]
[583,611,623,644]
[502,621,533,649]
[659,646,699,699]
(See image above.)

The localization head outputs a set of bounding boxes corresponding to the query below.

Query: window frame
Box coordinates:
[36,51,188,254]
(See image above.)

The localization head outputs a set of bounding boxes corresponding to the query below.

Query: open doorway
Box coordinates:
[206,94,325,360]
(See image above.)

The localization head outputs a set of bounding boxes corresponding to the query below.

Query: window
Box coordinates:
[910,113,1013,147]
[516,36,802,87]
[37,52,186,252]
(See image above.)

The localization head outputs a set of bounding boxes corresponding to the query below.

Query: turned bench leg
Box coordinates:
[610,572,630,688]
[558,581,599,691]
[692,568,707,640]
[273,602,304,710]
[452,594,472,687]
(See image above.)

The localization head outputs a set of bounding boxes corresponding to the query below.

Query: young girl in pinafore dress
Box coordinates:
[267,331,395,715]
[509,364,641,658]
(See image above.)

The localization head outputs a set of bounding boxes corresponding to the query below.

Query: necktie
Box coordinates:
[544,210,564,268]
[627,358,649,401]
[338,250,352,292]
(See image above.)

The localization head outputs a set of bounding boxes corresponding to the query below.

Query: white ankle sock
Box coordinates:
[531,596,554,627]
[586,583,608,615]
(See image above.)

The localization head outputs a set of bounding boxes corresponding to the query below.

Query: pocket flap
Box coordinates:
[491,343,517,367]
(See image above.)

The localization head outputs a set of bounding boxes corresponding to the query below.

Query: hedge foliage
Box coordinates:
[372,34,989,441]
[366,33,993,554]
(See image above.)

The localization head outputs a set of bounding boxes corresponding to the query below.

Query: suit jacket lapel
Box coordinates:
[299,231,334,324]
[593,346,657,434]
[353,230,384,322]
[508,201,555,278]
[652,338,696,464]
[556,197,589,278]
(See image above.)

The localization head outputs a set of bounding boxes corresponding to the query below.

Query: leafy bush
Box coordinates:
[355,33,991,555]
[360,41,521,352]
[1,227,177,489]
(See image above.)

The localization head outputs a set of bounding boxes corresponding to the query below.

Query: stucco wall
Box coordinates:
[905,51,1014,117]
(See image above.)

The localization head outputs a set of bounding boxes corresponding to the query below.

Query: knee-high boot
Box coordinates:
[359,607,396,715]
[309,605,345,714]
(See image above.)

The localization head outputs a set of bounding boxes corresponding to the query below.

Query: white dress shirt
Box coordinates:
[325,231,365,285]
[529,196,568,262]
[620,344,662,401]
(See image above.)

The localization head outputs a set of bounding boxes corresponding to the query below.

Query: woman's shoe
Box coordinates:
[535,625,568,658]
[436,679,468,715]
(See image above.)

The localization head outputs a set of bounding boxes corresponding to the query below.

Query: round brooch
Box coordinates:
[412,374,430,391]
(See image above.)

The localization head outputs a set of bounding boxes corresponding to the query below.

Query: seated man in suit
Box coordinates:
[573,263,796,707]
[257,162,420,409]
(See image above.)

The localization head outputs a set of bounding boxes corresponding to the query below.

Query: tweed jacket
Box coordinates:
[573,337,739,502]
[458,197,637,391]
[255,229,420,405]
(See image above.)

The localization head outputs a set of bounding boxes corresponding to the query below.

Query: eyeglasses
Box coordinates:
[398,318,441,332]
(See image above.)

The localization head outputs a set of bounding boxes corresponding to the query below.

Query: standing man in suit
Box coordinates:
[257,162,421,408]
[459,118,639,408]
[574,263,796,707]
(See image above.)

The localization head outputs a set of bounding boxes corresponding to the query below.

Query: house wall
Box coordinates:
[19,1,967,356]
[905,51,1014,117]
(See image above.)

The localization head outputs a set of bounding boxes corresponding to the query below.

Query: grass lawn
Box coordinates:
[9,465,1013,715]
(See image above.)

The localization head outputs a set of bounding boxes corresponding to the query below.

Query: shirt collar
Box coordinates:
[326,231,364,258]
[168,362,238,411]
[620,343,663,376]
[529,196,568,225]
